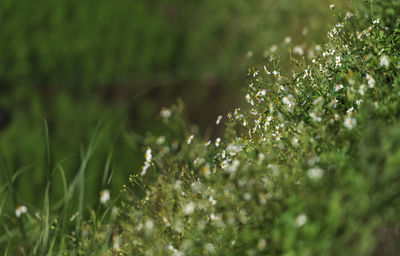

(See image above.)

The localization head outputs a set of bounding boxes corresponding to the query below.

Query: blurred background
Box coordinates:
[0,0,352,208]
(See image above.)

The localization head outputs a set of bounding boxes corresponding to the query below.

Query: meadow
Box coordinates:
[1,0,400,255]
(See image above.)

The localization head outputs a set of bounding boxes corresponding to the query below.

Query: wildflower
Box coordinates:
[141,148,152,176]
[100,190,110,204]
[307,167,324,179]
[309,112,322,122]
[295,214,308,227]
[366,74,376,88]
[183,202,195,215]
[209,196,217,205]
[263,66,271,75]
[282,94,295,109]
[186,134,194,145]
[141,163,150,176]
[380,55,389,68]
[160,107,171,118]
[246,50,253,58]
[144,219,154,233]
[345,12,354,19]
[335,84,344,91]
[335,56,342,67]
[293,46,304,55]
[215,138,221,147]
[15,205,27,218]
[284,36,292,44]
[270,45,278,53]
[70,212,79,221]
[344,116,357,130]
[373,18,380,24]
[359,84,366,95]
[216,115,223,125]
[329,4,335,10]
[145,148,152,162]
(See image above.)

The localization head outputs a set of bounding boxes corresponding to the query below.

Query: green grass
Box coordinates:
[3,0,400,255]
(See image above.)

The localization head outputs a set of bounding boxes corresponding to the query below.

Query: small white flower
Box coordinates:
[183,202,195,215]
[15,205,27,218]
[145,219,154,232]
[373,18,380,24]
[141,163,150,176]
[160,108,171,118]
[187,134,194,145]
[335,84,344,91]
[70,212,79,221]
[366,74,376,88]
[145,148,152,162]
[307,167,324,179]
[293,46,304,55]
[296,214,308,227]
[215,138,221,147]
[209,196,217,205]
[270,45,278,53]
[329,4,335,10]
[216,115,223,125]
[344,116,357,130]
[100,190,110,204]
[380,55,389,68]
[284,36,292,44]
[335,56,342,67]
[309,112,322,122]
[359,84,366,95]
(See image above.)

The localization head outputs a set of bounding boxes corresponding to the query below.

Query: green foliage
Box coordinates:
[111,1,400,255]
[3,0,400,255]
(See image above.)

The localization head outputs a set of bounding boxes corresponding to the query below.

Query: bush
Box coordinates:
[113,1,400,255]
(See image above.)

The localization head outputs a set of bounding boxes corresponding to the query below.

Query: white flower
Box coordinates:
[141,163,150,176]
[335,84,344,91]
[216,115,223,125]
[70,212,79,221]
[282,94,295,110]
[307,167,324,179]
[380,55,389,68]
[100,190,110,204]
[373,18,380,24]
[329,4,335,9]
[344,116,357,130]
[345,12,354,19]
[145,219,154,232]
[270,45,278,53]
[359,84,366,95]
[215,138,221,147]
[187,134,194,145]
[145,148,152,162]
[183,202,195,215]
[160,108,171,118]
[335,56,342,67]
[209,196,217,205]
[15,205,27,218]
[293,46,304,55]
[309,112,322,122]
[284,36,292,44]
[366,74,376,88]
[296,214,308,227]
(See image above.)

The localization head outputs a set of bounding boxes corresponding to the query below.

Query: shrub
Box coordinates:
[112,1,400,255]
